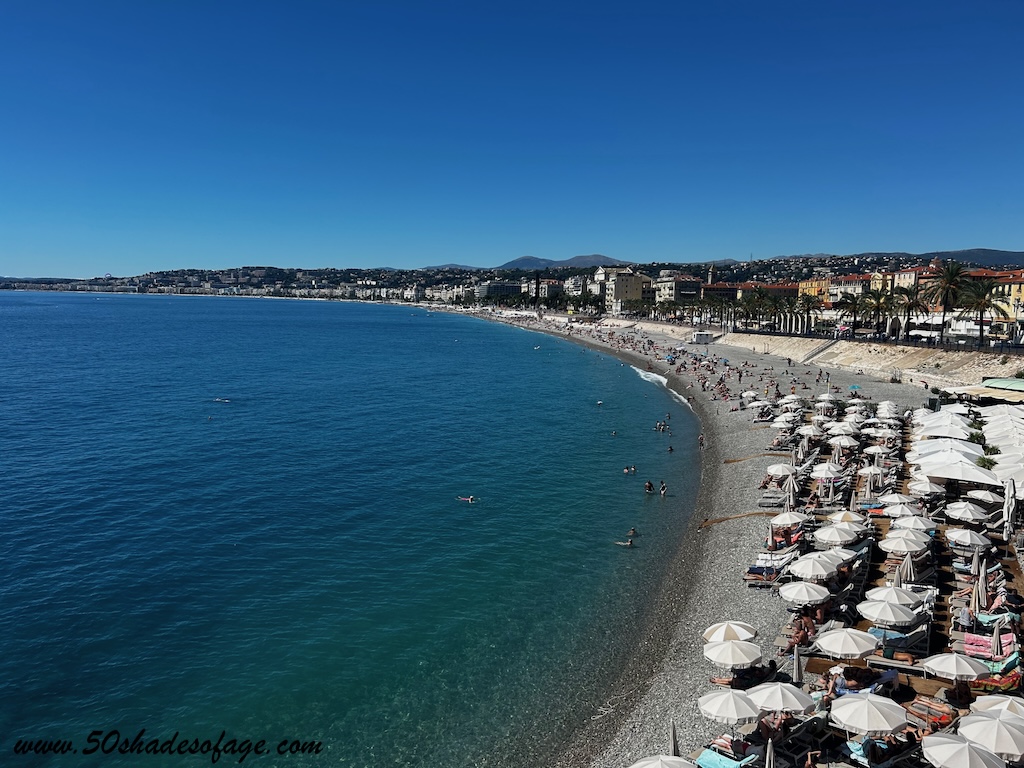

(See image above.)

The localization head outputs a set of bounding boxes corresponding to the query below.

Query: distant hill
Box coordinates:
[420,263,482,271]
[497,254,633,270]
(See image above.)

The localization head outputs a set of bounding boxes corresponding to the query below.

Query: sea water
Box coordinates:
[0,293,701,767]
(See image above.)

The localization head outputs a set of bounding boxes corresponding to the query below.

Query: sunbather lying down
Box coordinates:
[709,659,777,688]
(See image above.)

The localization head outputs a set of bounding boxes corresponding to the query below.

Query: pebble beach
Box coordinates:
[474,311,943,768]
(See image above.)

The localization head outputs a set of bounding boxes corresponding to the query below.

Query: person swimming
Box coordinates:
[627,527,638,536]
[457,496,475,503]
[615,539,634,547]
[644,481,655,494]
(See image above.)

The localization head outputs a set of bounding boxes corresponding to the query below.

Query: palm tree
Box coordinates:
[862,288,892,335]
[835,292,866,335]
[893,284,932,341]
[795,294,823,335]
[957,278,1010,348]
[923,260,967,344]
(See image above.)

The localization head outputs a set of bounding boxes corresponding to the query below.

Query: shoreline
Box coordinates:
[467,311,934,767]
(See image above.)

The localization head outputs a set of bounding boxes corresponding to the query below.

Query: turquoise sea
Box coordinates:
[0,293,701,767]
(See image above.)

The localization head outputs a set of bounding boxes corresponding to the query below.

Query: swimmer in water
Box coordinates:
[627,527,638,536]
[645,481,655,494]
[660,481,667,497]
[615,539,634,547]
[457,496,475,503]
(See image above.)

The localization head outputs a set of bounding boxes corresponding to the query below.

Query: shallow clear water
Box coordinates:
[0,293,700,767]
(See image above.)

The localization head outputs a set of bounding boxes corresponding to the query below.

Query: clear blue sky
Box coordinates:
[2,1,1022,277]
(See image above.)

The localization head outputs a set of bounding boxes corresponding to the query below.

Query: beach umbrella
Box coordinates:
[858,466,883,478]
[746,681,815,713]
[669,720,678,757]
[970,548,981,576]
[947,528,992,549]
[910,449,981,467]
[625,757,692,768]
[796,424,824,437]
[697,689,762,725]
[910,439,984,458]
[818,393,837,401]
[878,492,915,505]
[812,628,880,659]
[780,393,803,403]
[813,525,859,547]
[990,616,1007,659]
[766,463,797,477]
[968,489,1005,504]
[922,733,1004,768]
[946,501,991,523]
[879,537,929,556]
[885,528,933,548]
[828,422,860,435]
[882,503,919,518]
[915,424,972,440]
[865,585,924,608]
[958,710,1024,762]
[778,580,831,606]
[972,694,1024,717]
[897,552,917,583]
[741,390,759,399]
[921,652,991,681]
[863,444,888,456]
[827,509,866,524]
[873,427,899,438]
[829,693,907,737]
[703,621,758,643]
[829,435,859,448]
[792,645,804,686]
[856,600,921,628]
[925,462,1001,486]
[703,640,762,670]
[970,569,989,614]
[908,480,946,496]
[790,554,837,582]
[810,462,845,478]
[770,510,809,527]
[765,738,776,768]
[892,515,937,532]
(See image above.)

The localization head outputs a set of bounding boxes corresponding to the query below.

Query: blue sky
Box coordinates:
[1,1,1022,277]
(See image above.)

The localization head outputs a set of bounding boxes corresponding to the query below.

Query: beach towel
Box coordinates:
[695,748,757,768]
[970,668,1022,693]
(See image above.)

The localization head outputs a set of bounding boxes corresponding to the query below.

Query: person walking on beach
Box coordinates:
[698,432,705,450]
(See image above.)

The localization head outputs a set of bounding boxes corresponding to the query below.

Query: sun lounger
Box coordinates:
[969,667,1022,693]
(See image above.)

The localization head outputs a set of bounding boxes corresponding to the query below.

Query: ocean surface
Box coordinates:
[0,293,701,767]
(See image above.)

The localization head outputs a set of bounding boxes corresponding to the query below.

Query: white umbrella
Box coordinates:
[746,681,814,713]
[921,733,1004,768]
[856,600,921,628]
[946,528,992,549]
[814,525,859,546]
[858,466,883,477]
[697,688,763,725]
[910,438,985,457]
[885,528,933,547]
[818,393,837,401]
[829,693,907,737]
[703,640,762,670]
[897,552,917,583]
[921,652,992,681]
[972,694,1024,717]
[812,628,880,659]
[770,510,810,527]
[703,621,758,643]
[790,555,837,582]
[796,425,824,437]
[827,509,867,524]
[957,712,1024,761]
[882,503,919,518]
[879,537,929,555]
[766,463,798,477]
[946,501,991,523]
[778,580,831,606]
[908,480,946,496]
[829,422,861,435]
[892,515,937,532]
[830,435,859,448]
[811,464,845,479]
[911,449,981,467]
[626,757,693,768]
[878,492,916,504]
[968,489,1005,504]
[865,585,924,608]
[925,463,1002,486]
